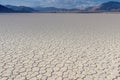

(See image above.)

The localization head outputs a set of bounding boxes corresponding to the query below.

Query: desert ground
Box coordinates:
[0,13,120,80]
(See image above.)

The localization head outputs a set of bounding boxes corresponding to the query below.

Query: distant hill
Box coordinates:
[0,4,15,12]
[96,1,120,11]
[6,5,35,12]
[34,6,80,12]
[5,5,79,13]
[34,7,65,12]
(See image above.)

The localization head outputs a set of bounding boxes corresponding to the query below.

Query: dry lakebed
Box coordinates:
[0,13,120,80]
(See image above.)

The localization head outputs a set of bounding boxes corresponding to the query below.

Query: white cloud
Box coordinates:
[32,0,97,9]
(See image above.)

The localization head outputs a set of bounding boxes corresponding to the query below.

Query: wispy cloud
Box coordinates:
[30,0,97,9]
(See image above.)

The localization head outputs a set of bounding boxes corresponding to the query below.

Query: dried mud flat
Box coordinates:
[0,13,120,80]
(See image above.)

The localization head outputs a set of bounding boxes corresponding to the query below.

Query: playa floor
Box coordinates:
[0,13,120,80]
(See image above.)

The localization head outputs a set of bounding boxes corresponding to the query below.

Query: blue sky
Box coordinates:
[0,0,120,9]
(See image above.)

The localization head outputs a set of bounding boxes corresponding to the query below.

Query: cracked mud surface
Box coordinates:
[0,14,120,80]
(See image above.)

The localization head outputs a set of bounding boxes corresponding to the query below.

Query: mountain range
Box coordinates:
[96,1,120,11]
[0,1,120,13]
[0,5,15,12]
[6,5,35,12]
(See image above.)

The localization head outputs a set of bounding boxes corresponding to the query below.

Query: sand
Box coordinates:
[0,13,120,80]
